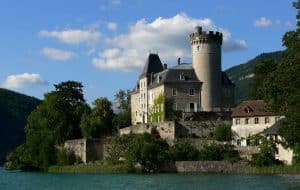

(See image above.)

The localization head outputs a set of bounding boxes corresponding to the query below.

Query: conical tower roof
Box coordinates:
[140,53,163,78]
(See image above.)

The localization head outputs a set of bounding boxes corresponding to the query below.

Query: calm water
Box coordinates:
[1,167,300,190]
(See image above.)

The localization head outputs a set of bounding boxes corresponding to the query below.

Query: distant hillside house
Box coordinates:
[131,27,235,125]
[231,100,284,147]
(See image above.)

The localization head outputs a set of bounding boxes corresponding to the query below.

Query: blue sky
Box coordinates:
[0,0,296,103]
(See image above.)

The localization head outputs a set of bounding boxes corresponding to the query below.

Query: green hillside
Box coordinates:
[0,88,41,164]
[225,51,284,104]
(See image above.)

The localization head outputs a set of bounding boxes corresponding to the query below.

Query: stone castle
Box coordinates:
[131,26,235,125]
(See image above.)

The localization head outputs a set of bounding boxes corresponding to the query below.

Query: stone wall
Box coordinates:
[234,146,260,160]
[176,138,229,150]
[177,120,231,138]
[64,139,87,162]
[175,161,248,173]
[119,120,231,144]
[63,138,111,163]
[119,122,176,144]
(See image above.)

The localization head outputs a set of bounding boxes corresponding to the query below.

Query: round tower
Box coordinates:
[190,26,223,111]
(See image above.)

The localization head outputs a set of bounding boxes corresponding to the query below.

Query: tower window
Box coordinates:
[189,88,195,96]
[197,46,200,51]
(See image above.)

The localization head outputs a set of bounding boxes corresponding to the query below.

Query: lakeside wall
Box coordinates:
[174,161,248,173]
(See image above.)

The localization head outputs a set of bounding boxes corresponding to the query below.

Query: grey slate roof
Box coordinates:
[133,54,234,92]
[263,121,281,135]
[140,54,163,78]
[148,63,201,89]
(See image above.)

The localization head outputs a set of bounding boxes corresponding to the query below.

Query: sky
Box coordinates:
[0,0,297,103]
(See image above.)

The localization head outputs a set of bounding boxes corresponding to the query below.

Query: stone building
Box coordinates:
[231,99,293,164]
[131,26,234,125]
[231,100,284,146]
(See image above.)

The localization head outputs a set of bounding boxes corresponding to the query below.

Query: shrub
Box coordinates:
[213,124,232,141]
[126,133,170,173]
[56,149,81,165]
[199,143,240,162]
[169,141,199,161]
[252,139,281,167]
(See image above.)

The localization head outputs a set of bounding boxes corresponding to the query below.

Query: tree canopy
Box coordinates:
[251,1,300,148]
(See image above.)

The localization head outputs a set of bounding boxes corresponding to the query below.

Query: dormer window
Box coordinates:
[180,73,185,80]
[244,106,253,113]
[157,75,161,83]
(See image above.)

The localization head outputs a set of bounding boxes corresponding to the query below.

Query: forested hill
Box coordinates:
[0,88,41,164]
[225,51,284,104]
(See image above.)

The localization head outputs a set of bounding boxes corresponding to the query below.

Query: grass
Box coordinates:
[48,162,136,174]
[233,165,300,175]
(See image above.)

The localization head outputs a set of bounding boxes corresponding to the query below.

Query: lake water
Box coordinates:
[1,167,300,190]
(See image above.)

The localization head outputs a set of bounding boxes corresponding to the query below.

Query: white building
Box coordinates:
[231,100,293,165]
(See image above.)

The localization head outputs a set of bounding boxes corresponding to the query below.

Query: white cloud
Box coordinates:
[39,29,100,45]
[253,17,272,27]
[107,22,118,31]
[41,48,75,61]
[92,13,247,72]
[2,73,48,89]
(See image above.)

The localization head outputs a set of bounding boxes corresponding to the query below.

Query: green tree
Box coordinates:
[213,124,233,142]
[126,133,169,172]
[5,81,87,171]
[251,1,300,148]
[169,140,199,161]
[199,143,239,162]
[113,90,131,129]
[252,138,279,167]
[106,133,170,172]
[80,97,115,138]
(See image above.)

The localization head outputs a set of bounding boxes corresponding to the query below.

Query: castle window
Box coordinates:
[245,118,249,124]
[197,46,200,51]
[172,88,177,96]
[265,117,270,124]
[254,117,259,124]
[180,74,185,80]
[189,88,195,96]
[235,118,240,125]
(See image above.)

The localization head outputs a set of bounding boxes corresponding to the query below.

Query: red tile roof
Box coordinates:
[231,100,275,118]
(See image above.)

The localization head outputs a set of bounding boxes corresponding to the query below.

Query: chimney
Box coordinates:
[177,57,181,65]
[163,63,168,70]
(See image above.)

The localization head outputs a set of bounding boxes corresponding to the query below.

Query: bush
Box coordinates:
[199,143,240,162]
[293,144,300,165]
[106,133,171,172]
[252,139,280,167]
[169,141,199,161]
[126,133,170,173]
[56,149,80,165]
[213,124,232,141]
